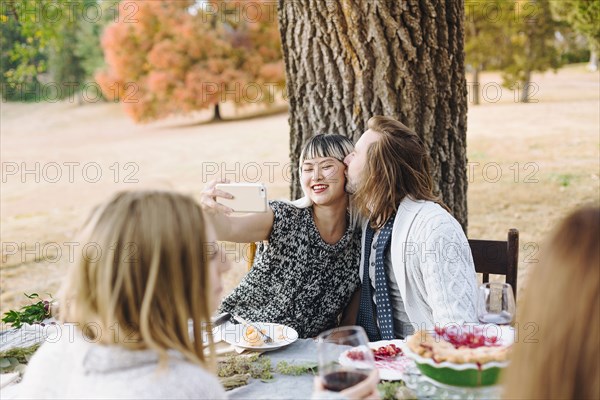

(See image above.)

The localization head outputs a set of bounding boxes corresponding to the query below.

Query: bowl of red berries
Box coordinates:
[403,325,514,387]
[340,340,415,381]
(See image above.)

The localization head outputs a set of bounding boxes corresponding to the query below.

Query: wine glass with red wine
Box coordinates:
[317,326,375,392]
[477,282,516,325]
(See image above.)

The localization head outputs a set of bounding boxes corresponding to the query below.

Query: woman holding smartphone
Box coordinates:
[201,134,361,338]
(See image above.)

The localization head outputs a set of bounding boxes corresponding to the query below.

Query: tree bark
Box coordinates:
[472,66,480,106]
[588,48,598,72]
[520,70,531,103]
[278,0,469,230]
[213,103,222,121]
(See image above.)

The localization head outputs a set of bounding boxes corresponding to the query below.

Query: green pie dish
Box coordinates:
[403,345,509,387]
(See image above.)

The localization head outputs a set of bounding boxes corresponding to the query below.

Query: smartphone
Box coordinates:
[215,183,268,213]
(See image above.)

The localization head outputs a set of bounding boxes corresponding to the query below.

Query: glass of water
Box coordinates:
[477,282,516,325]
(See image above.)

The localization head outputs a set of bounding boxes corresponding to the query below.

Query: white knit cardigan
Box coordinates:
[359,197,479,331]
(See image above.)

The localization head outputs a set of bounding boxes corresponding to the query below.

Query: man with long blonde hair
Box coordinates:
[344,116,478,341]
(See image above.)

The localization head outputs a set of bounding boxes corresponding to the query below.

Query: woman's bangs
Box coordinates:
[301,137,350,163]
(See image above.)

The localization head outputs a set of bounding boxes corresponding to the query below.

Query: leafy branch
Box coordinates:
[0,343,42,374]
[378,381,416,400]
[1,293,54,329]
[275,360,318,376]
[217,353,273,388]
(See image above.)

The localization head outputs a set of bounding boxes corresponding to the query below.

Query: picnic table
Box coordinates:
[227,339,317,399]
[224,338,501,400]
[1,324,502,399]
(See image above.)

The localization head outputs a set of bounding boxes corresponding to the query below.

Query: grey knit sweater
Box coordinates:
[12,326,226,399]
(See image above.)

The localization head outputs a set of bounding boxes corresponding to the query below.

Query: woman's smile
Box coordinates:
[311,184,329,194]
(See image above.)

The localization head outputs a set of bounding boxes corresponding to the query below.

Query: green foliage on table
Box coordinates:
[218,354,273,383]
[275,360,318,376]
[0,343,41,374]
[378,381,416,400]
[216,354,320,390]
[1,293,53,329]
[219,373,251,391]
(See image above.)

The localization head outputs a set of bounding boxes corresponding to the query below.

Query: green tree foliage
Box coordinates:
[499,0,562,102]
[2,0,67,100]
[465,0,563,104]
[47,11,86,99]
[74,0,120,79]
[465,0,506,70]
[1,0,117,101]
[465,0,505,104]
[551,0,600,70]
[0,7,46,100]
[555,25,593,64]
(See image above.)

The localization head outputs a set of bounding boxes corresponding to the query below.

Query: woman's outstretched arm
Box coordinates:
[200,180,275,243]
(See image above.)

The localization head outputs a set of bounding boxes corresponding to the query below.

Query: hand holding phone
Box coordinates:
[213,183,268,213]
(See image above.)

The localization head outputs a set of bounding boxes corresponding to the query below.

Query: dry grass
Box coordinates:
[1,64,598,317]
[465,65,599,296]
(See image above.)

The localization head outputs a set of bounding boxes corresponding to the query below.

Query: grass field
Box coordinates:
[1,64,598,317]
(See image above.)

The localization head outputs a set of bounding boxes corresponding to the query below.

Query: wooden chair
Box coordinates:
[247,242,257,271]
[247,231,520,298]
[469,229,519,300]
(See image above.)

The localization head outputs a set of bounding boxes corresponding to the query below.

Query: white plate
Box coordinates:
[339,339,415,381]
[219,321,298,351]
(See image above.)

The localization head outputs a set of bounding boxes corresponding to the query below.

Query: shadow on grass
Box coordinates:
[164,104,289,130]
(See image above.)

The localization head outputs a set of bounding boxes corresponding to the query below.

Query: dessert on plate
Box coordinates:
[407,326,510,364]
[404,326,512,387]
[241,324,287,347]
[242,325,266,347]
[343,342,414,381]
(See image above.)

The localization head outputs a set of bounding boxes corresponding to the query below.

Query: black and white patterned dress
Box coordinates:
[219,201,361,338]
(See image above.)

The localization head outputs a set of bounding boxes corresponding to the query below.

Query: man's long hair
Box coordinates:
[352,116,447,229]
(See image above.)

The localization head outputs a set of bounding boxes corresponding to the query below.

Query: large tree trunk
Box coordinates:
[471,66,481,106]
[278,0,469,229]
[213,103,222,121]
[520,70,532,103]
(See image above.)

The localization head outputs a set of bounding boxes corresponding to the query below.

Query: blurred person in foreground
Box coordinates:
[14,191,230,399]
[343,116,478,340]
[12,190,379,399]
[502,205,599,399]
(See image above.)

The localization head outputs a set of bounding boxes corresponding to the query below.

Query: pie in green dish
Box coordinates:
[404,345,509,387]
[404,326,512,388]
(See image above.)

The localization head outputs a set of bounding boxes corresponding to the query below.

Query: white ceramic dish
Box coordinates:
[219,321,299,351]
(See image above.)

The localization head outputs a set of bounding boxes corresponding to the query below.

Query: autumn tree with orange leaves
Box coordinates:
[97,0,284,122]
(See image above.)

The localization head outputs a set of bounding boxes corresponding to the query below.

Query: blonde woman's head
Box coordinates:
[60,190,229,368]
[502,205,599,399]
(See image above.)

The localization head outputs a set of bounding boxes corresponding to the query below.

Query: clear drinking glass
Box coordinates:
[477,282,516,325]
[317,326,375,392]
